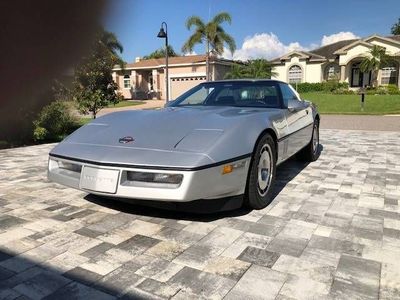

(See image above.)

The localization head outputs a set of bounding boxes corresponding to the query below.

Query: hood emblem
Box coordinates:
[119,136,134,144]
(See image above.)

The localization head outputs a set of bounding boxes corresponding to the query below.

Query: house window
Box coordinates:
[381,67,397,85]
[123,75,131,88]
[288,65,302,83]
[325,64,339,80]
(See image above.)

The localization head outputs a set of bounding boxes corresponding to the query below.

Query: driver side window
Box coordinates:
[279,83,300,108]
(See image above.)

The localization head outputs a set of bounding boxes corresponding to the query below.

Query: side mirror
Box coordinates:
[287,99,304,112]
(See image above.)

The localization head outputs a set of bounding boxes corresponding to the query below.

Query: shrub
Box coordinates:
[295,82,323,93]
[33,101,79,141]
[364,86,388,95]
[295,81,349,93]
[386,84,400,95]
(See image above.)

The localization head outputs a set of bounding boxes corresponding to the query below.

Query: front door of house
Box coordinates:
[351,63,371,87]
[351,67,362,87]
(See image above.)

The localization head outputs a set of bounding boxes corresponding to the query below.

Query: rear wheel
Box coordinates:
[297,119,320,162]
[244,133,276,210]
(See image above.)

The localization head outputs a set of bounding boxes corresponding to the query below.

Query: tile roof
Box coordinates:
[310,39,359,59]
[125,55,208,69]
[385,35,400,42]
[272,35,400,64]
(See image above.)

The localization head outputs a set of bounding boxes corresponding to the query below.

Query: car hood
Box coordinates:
[50,106,279,168]
[64,106,273,150]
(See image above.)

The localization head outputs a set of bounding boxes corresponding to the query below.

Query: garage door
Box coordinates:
[170,76,206,100]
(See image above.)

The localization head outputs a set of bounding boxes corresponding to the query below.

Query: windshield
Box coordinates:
[171,81,282,108]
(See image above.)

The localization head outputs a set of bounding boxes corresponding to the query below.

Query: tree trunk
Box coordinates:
[372,69,378,88]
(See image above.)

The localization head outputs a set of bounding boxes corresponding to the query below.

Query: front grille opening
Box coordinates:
[58,161,82,173]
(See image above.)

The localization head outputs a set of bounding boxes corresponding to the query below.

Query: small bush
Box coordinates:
[33,101,78,142]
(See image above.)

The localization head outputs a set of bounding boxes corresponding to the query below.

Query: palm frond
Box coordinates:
[218,31,236,54]
[181,30,203,53]
[212,12,232,25]
[101,31,123,54]
[185,16,205,30]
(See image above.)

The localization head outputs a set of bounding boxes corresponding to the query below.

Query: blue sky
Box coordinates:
[104,0,400,62]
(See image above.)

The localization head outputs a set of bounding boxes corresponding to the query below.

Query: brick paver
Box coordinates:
[0,129,399,299]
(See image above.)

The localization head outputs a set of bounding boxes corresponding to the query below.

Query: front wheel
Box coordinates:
[244,133,277,210]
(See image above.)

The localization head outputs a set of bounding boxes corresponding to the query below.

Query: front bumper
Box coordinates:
[48,155,250,202]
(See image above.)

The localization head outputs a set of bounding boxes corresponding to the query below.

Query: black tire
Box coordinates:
[244,133,277,210]
[297,119,320,162]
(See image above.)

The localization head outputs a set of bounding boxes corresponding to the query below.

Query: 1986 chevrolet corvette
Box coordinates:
[48,80,320,209]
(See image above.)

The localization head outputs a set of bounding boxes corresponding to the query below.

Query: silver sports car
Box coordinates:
[48,80,320,209]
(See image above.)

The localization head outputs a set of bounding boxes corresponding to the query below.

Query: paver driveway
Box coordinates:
[0,129,399,300]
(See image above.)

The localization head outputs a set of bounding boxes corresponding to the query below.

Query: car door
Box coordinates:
[279,83,314,158]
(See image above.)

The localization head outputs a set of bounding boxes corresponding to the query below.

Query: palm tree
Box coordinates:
[360,45,390,87]
[182,12,236,81]
[224,63,246,79]
[391,17,400,35]
[224,59,277,79]
[245,59,277,79]
[98,29,124,66]
[100,30,123,56]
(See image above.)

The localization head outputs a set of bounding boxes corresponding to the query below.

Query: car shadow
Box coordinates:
[85,144,324,221]
[0,248,153,299]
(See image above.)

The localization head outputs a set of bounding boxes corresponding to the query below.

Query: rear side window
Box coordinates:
[279,83,299,108]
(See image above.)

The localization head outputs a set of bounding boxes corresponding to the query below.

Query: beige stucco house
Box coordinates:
[112,55,234,100]
[271,34,400,88]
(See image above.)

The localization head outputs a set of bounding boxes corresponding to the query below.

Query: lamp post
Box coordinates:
[157,22,169,103]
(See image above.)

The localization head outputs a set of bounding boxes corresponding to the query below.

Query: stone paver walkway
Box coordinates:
[0,129,399,299]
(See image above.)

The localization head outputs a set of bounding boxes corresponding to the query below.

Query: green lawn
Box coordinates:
[300,92,400,115]
[107,100,142,108]
[79,117,92,126]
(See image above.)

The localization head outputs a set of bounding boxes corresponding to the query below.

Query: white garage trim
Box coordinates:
[169,72,206,78]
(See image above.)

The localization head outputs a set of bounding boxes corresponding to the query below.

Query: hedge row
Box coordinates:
[293,82,400,95]
[293,81,349,93]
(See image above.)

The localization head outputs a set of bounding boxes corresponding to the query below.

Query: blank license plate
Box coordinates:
[80,166,120,194]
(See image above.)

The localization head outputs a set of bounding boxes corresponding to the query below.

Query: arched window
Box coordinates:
[288,65,302,83]
[123,74,131,89]
[324,64,340,80]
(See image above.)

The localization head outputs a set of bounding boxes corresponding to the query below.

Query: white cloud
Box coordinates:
[321,31,359,46]
[225,31,359,61]
[184,50,197,56]
[223,32,305,61]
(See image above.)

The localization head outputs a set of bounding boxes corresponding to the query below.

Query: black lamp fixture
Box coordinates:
[157,22,169,102]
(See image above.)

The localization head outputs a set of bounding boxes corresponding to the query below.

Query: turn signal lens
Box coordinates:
[222,161,246,175]
[222,165,233,174]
